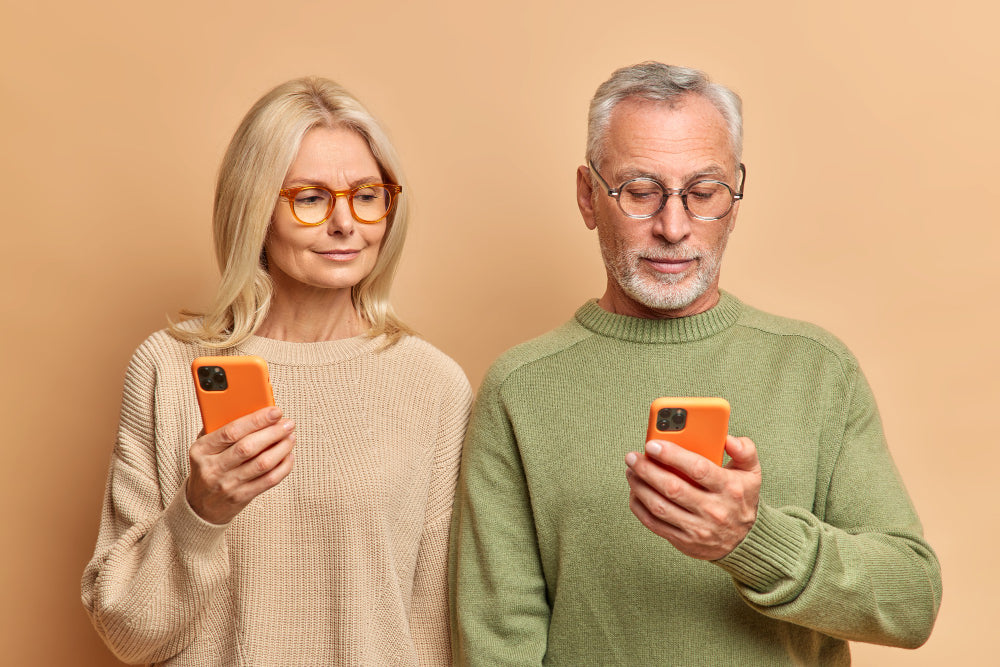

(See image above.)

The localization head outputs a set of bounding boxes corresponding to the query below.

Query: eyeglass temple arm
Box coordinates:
[735,163,746,199]
[587,160,618,196]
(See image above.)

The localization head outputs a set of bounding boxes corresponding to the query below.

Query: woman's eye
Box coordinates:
[294,190,327,206]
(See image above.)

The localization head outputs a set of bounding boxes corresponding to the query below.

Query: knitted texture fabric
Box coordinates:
[83,328,472,665]
[449,293,941,666]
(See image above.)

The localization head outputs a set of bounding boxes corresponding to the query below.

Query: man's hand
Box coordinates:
[625,435,761,560]
[186,406,296,525]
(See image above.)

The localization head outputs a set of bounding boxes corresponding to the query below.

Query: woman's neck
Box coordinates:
[256,282,367,343]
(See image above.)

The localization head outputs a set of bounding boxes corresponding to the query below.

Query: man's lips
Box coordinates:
[642,256,696,274]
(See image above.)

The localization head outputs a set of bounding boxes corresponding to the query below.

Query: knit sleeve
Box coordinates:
[715,366,942,648]
[410,361,472,666]
[448,370,549,667]
[80,341,232,663]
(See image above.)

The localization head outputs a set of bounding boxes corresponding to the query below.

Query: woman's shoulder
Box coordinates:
[386,334,471,391]
[127,321,216,376]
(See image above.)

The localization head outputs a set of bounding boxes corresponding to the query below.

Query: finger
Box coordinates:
[628,487,687,544]
[626,451,694,507]
[723,435,760,473]
[231,448,296,505]
[200,407,284,454]
[625,465,695,529]
[641,440,722,491]
[218,419,295,471]
[231,432,296,484]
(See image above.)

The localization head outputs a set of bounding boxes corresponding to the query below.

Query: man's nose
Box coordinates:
[651,193,691,244]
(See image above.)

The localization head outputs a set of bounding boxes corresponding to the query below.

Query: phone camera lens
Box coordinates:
[197,365,228,391]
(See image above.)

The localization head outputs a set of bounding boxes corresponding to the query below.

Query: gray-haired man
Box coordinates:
[449,62,941,665]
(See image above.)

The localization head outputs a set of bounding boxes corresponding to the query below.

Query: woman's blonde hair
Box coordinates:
[171,76,413,348]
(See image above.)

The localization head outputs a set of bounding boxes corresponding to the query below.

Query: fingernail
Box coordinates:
[625,452,637,467]
[646,441,662,455]
[268,407,281,420]
[282,419,294,430]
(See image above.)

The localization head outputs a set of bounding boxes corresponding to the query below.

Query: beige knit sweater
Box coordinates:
[82,328,472,665]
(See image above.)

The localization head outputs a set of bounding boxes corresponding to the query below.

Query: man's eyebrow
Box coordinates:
[615,164,731,184]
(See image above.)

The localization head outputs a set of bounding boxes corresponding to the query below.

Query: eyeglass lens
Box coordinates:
[619,180,734,219]
[291,186,393,224]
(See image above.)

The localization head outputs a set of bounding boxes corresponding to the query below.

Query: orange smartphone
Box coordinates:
[191,355,275,433]
[645,397,730,466]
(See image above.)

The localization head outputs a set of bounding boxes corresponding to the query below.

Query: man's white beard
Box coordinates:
[602,242,724,311]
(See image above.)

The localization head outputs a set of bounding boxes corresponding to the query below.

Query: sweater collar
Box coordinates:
[574,291,742,343]
[236,332,386,366]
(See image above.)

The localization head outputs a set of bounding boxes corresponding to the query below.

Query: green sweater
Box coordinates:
[449,293,941,666]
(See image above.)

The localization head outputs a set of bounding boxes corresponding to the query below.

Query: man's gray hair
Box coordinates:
[586,62,743,169]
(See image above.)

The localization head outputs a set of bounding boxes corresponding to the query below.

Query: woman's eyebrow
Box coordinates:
[282,175,383,188]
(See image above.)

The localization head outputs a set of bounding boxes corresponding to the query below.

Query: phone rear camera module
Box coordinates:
[197,365,228,391]
[656,407,686,432]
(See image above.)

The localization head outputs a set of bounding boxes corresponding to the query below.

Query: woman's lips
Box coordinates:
[316,249,361,261]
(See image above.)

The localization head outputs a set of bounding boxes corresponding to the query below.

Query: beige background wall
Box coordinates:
[1,0,996,664]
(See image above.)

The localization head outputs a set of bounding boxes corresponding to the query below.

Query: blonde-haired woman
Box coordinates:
[82,78,471,666]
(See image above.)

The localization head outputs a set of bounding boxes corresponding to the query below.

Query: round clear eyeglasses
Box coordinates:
[588,161,745,221]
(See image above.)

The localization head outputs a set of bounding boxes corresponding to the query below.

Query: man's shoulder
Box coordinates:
[481,317,592,389]
[734,299,859,370]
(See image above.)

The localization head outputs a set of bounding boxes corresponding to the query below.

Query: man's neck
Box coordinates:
[597,284,721,319]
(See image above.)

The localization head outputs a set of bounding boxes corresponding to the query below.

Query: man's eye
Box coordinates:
[623,187,661,200]
[688,184,724,200]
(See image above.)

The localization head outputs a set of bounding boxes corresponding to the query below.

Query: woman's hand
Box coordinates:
[186,406,296,525]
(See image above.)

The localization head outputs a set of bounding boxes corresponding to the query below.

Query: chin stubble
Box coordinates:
[604,243,723,311]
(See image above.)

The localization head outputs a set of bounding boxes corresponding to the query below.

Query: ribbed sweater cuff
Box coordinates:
[163,486,230,561]
[714,503,807,591]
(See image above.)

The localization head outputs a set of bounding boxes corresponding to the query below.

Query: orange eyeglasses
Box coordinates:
[278,183,402,225]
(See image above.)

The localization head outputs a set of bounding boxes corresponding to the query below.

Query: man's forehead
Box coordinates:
[602,94,735,176]
[607,94,728,138]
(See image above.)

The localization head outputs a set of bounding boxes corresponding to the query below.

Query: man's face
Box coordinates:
[577,94,741,319]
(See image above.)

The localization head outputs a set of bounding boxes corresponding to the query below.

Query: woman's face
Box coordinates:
[265,125,387,297]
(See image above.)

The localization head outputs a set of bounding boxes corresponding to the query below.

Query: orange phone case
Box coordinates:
[645,397,730,466]
[191,355,275,433]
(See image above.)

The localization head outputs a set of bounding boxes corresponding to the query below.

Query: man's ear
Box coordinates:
[727,201,739,234]
[577,165,598,231]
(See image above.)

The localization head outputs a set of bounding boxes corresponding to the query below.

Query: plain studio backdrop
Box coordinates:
[1,1,996,664]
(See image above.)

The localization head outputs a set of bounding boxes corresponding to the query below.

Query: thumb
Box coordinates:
[725,435,759,472]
